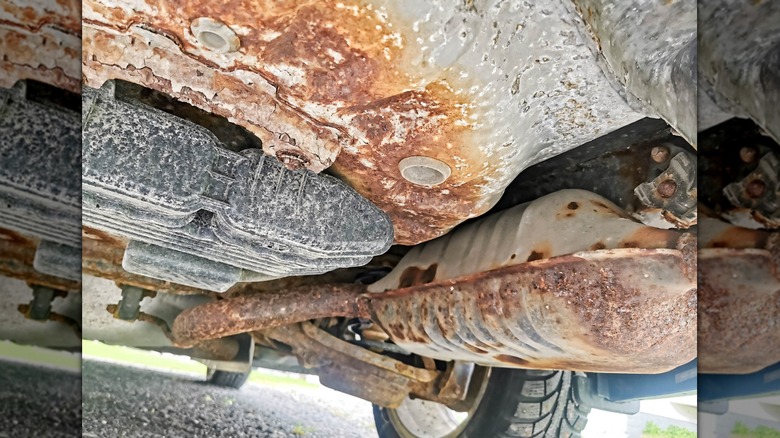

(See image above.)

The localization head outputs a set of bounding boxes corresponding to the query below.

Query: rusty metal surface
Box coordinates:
[369,189,690,293]
[0,227,80,291]
[299,322,438,383]
[633,152,697,229]
[172,240,696,374]
[569,0,696,146]
[698,216,780,375]
[266,322,473,409]
[82,227,205,295]
[722,152,779,229]
[698,119,780,230]
[171,283,369,346]
[368,245,696,374]
[265,323,426,408]
[0,0,81,92]
[79,0,677,245]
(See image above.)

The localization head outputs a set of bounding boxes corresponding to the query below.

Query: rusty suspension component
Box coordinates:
[265,323,445,408]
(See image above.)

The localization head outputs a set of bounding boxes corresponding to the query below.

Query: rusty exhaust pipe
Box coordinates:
[171,191,698,373]
[698,215,780,374]
[172,241,696,373]
[172,283,370,346]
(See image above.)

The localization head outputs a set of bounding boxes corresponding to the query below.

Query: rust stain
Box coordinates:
[494,354,530,366]
[526,242,551,262]
[82,0,490,245]
[619,226,682,249]
[704,226,769,249]
[0,227,80,291]
[398,263,438,289]
[1,0,81,33]
[1,1,81,92]
[0,228,35,247]
[171,283,370,345]
[265,323,430,408]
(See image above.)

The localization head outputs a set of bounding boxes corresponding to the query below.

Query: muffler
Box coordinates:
[171,190,697,373]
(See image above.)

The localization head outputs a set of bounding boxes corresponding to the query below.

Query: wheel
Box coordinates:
[373,368,590,438]
[206,368,250,389]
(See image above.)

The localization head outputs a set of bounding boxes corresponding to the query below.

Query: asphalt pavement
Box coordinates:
[0,360,81,438]
[0,357,702,438]
[82,360,377,438]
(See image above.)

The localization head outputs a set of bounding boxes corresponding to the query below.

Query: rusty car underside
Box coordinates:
[0,0,715,411]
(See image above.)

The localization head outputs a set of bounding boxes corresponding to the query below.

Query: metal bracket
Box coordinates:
[588,360,698,403]
[634,152,697,228]
[194,334,255,374]
[699,362,780,403]
[723,152,779,229]
[573,374,640,415]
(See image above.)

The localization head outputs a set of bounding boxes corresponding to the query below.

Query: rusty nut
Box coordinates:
[657,179,678,199]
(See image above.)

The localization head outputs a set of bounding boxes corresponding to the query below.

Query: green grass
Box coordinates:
[82,340,206,374]
[0,341,80,370]
[247,371,317,388]
[292,424,315,436]
[732,421,780,438]
[82,340,317,388]
[642,421,696,438]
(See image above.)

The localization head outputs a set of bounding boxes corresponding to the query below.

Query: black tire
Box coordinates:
[374,368,590,438]
[206,369,250,389]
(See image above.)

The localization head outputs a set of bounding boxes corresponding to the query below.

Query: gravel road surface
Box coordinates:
[1,358,698,438]
[0,360,81,438]
[82,360,377,438]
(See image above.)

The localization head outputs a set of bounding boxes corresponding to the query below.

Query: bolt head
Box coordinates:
[651,146,670,163]
[657,179,678,198]
[739,146,758,163]
[746,179,766,198]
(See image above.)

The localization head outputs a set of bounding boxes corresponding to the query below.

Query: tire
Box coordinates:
[373,368,590,438]
[206,369,250,389]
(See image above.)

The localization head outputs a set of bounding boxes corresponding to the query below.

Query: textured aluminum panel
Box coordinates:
[570,0,696,145]
[0,82,81,248]
[82,83,393,283]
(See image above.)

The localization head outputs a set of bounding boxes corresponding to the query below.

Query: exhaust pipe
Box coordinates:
[171,190,697,373]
